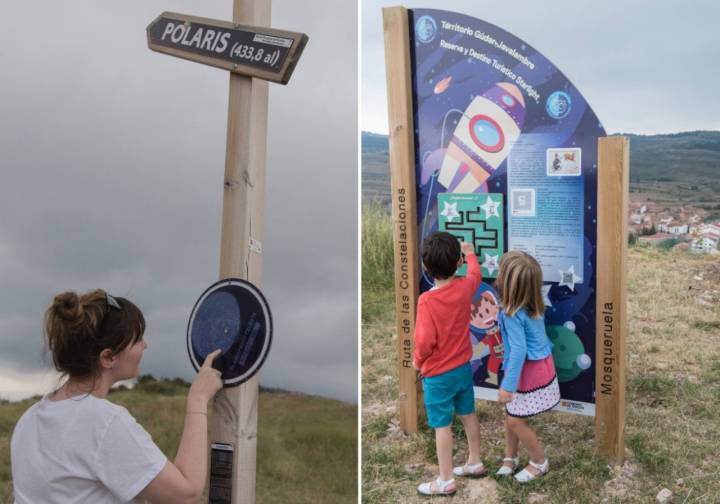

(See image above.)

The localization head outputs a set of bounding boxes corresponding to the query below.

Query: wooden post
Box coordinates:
[383,6,421,434]
[595,136,629,465]
[209,0,269,502]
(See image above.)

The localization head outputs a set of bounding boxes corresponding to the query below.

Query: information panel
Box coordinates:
[409,9,604,415]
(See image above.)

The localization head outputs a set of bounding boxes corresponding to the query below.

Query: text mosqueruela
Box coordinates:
[600,302,616,395]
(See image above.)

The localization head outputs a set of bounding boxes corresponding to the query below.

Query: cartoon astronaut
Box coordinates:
[470,290,504,385]
[438,82,526,193]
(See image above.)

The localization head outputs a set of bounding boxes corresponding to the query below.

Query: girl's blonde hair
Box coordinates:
[497,251,544,318]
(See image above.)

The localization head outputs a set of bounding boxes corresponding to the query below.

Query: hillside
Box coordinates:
[362,130,720,210]
[362,207,720,503]
[362,132,391,206]
[0,379,357,504]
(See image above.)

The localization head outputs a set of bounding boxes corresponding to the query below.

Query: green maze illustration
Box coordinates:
[437,193,504,278]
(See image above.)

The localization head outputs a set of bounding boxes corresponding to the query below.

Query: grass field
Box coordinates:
[362,205,720,503]
[1,379,357,503]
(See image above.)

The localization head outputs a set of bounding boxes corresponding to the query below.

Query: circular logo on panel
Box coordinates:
[187,278,272,387]
[415,15,437,43]
[545,91,572,119]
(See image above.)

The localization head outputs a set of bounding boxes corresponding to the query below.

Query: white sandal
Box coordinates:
[514,459,549,483]
[495,456,519,477]
[452,460,487,477]
[417,477,457,496]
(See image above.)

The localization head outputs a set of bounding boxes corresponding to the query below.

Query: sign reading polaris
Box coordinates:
[147,12,308,83]
[187,278,272,387]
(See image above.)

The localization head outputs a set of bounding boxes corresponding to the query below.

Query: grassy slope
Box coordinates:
[0,381,357,504]
[624,131,720,182]
[362,206,720,503]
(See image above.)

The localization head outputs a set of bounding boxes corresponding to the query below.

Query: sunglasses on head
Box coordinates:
[105,292,122,312]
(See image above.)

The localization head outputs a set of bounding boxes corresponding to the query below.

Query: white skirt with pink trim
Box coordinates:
[505,356,561,418]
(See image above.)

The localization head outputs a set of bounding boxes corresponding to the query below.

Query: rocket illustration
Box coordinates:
[438,82,526,193]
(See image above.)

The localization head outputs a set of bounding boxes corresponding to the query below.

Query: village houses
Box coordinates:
[629,202,719,254]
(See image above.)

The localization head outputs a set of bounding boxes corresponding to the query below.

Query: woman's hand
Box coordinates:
[498,388,514,404]
[187,349,223,410]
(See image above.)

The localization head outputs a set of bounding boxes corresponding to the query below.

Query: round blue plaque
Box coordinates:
[187,278,272,387]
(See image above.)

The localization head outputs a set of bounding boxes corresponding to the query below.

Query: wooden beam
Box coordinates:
[595,136,629,465]
[209,0,269,502]
[382,6,421,434]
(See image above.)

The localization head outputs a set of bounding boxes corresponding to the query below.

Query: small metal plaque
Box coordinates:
[209,442,234,504]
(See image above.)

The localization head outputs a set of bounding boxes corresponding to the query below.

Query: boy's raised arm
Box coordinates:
[461,242,482,291]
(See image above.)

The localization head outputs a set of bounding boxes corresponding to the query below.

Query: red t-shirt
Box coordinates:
[413,252,482,377]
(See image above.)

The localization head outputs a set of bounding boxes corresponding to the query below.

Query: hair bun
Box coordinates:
[53,291,83,322]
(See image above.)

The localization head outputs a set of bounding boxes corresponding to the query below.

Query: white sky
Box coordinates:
[362,0,720,135]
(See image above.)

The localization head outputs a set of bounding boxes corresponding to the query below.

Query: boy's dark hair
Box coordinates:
[422,232,461,280]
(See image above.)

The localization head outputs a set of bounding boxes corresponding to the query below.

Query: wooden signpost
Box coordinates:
[382,6,422,435]
[595,136,629,465]
[383,5,629,465]
[147,1,307,502]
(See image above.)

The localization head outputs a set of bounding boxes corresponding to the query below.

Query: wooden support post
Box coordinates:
[209,0,269,502]
[595,136,629,465]
[383,6,421,434]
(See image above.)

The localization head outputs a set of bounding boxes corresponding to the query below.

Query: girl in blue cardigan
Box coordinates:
[495,251,560,483]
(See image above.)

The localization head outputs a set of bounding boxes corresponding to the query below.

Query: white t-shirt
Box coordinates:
[11,394,167,503]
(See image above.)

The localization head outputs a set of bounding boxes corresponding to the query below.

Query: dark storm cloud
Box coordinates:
[0,0,357,401]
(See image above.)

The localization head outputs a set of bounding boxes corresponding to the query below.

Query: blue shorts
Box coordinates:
[422,363,475,428]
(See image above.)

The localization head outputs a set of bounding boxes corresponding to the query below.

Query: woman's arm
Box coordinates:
[138,349,223,504]
[461,243,482,292]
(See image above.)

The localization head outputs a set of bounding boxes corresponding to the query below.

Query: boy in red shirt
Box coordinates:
[414,232,486,496]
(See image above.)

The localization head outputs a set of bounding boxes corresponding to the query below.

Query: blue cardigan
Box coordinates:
[499,308,553,393]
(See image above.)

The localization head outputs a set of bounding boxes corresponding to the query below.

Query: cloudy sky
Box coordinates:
[363,0,720,135]
[0,0,357,402]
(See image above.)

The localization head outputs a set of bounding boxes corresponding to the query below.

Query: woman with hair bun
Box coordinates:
[10,289,223,504]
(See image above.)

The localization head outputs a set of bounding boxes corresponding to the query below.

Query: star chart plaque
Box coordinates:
[187,278,272,387]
